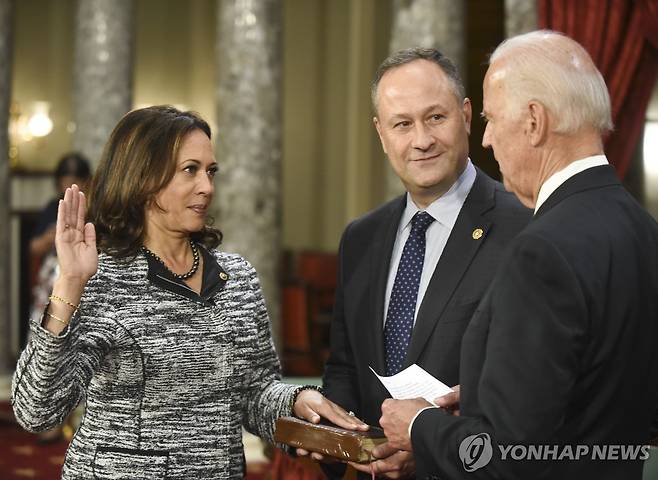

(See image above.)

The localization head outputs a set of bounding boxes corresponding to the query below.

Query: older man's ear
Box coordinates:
[526,101,550,147]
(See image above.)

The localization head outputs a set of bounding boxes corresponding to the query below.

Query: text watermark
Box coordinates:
[458,433,651,472]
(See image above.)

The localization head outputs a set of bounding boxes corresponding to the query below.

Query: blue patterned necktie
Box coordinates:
[384,211,435,375]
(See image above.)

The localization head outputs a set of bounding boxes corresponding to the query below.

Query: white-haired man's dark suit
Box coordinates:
[412,165,658,480]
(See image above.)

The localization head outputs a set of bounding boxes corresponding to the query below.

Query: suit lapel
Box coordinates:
[368,195,406,375]
[404,170,495,368]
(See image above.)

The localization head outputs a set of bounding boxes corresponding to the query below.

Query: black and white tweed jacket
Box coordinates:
[12,249,297,479]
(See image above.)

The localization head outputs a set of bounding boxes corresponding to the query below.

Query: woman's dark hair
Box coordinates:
[55,152,91,182]
[87,105,223,258]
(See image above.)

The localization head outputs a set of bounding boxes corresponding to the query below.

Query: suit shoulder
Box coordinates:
[480,175,532,220]
[492,186,532,218]
[473,171,532,220]
[343,195,404,235]
[529,187,658,244]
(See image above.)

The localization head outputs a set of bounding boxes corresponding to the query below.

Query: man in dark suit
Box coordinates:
[320,48,530,478]
[379,31,658,480]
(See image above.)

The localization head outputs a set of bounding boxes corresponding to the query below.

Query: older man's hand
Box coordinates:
[348,442,416,478]
[434,384,461,415]
[379,398,432,451]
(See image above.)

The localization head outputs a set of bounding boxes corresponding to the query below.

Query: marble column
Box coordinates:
[386,0,466,199]
[73,0,134,166]
[215,0,283,347]
[504,0,538,38]
[0,0,13,377]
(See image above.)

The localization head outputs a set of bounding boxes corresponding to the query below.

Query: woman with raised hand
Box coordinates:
[12,105,365,479]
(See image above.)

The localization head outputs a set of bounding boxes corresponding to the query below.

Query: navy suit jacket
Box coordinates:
[322,168,530,478]
[412,166,658,480]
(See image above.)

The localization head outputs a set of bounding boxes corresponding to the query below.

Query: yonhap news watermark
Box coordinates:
[458,433,651,472]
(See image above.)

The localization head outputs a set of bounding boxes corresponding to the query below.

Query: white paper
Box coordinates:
[370,364,453,405]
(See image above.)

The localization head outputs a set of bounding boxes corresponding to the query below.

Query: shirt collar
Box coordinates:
[144,244,229,305]
[400,159,476,232]
[534,155,609,213]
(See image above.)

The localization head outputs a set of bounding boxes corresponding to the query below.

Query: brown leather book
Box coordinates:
[274,416,387,463]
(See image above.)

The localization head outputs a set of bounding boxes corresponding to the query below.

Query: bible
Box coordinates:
[274,416,387,463]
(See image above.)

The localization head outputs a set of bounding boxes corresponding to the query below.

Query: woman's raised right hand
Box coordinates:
[55,184,98,286]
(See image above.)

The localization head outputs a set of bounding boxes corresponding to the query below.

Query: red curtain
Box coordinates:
[539,0,658,179]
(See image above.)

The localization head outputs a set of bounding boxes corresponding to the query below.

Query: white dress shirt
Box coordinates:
[383,160,477,327]
[534,154,609,213]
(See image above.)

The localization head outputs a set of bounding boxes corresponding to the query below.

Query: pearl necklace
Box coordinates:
[142,239,200,280]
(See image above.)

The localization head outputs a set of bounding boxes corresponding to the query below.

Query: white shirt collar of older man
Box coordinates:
[402,159,476,231]
[534,154,609,213]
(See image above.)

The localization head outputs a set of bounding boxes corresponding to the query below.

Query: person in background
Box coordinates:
[12,105,366,479]
[29,153,92,261]
[28,152,91,444]
[30,153,92,314]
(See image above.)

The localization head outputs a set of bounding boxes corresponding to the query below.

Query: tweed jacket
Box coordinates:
[12,249,297,479]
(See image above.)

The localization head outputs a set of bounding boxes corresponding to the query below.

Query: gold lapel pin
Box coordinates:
[219,272,228,280]
[472,228,484,240]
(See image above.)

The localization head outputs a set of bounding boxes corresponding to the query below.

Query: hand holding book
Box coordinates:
[349,442,417,477]
[275,416,386,463]
[289,387,371,463]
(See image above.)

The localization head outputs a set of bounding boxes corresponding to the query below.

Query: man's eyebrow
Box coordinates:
[386,114,410,124]
[388,104,445,120]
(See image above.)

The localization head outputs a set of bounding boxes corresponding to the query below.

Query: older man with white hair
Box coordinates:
[376,30,658,480]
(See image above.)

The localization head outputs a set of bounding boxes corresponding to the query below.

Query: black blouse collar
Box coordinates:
[144,245,229,306]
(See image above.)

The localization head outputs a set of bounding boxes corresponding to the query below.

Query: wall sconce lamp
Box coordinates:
[9,101,54,168]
